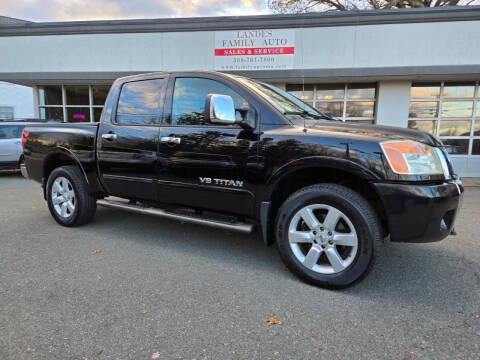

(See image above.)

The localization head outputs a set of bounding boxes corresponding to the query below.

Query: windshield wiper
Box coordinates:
[283,110,334,120]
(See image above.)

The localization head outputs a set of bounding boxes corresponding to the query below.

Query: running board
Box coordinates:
[97,199,254,234]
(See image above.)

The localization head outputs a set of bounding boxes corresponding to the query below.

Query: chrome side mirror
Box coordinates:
[205,94,236,124]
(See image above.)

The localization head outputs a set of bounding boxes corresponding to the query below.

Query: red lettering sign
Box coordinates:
[214,47,295,56]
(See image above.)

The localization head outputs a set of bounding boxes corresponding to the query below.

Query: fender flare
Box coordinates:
[44,146,89,183]
[264,156,382,202]
[259,156,382,246]
[42,147,100,199]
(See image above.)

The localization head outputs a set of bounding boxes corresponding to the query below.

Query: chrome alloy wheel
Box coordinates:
[288,204,358,274]
[51,177,75,218]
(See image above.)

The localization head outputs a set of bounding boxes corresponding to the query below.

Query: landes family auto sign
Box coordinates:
[214,29,295,71]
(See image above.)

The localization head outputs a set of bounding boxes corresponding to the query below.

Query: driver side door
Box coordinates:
[156,76,258,216]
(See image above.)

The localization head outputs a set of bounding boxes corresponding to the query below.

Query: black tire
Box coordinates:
[18,155,24,169]
[46,165,97,227]
[275,184,382,289]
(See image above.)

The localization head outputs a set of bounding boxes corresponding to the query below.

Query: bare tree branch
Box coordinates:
[268,0,478,13]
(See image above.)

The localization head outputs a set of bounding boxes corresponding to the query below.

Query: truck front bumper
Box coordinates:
[372,179,464,243]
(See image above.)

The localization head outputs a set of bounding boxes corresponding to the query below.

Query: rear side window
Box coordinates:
[0,125,22,139]
[171,77,255,126]
[116,79,164,125]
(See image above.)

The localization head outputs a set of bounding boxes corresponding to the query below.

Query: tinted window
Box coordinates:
[171,78,254,126]
[0,125,22,139]
[116,79,164,125]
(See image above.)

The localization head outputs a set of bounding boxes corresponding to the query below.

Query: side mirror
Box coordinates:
[205,94,236,125]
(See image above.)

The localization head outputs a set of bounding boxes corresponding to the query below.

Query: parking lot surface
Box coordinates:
[1,172,479,359]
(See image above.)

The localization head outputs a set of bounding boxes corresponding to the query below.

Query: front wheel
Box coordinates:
[275,184,383,289]
[46,166,97,227]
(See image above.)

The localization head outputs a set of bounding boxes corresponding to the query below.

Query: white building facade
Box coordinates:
[1,7,479,176]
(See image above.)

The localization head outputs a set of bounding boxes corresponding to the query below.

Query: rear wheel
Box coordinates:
[46,166,97,226]
[275,184,382,289]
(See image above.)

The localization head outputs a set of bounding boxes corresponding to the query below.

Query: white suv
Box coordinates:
[0,122,27,170]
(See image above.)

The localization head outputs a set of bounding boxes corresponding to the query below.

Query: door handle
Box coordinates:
[160,136,181,144]
[102,133,117,141]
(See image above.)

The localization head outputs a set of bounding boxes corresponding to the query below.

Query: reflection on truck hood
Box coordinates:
[290,119,441,147]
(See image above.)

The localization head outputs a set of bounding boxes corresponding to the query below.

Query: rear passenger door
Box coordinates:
[97,77,166,200]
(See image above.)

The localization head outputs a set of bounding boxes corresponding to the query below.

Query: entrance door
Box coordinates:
[97,78,166,200]
[157,76,258,216]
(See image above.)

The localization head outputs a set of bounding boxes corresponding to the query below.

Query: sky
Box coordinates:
[2,0,271,22]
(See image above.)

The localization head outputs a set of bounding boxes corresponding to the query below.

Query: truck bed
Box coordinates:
[24,122,100,187]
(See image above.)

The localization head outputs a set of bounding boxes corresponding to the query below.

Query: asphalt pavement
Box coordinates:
[0,172,479,359]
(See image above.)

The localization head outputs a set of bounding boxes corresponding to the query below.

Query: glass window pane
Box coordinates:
[65,85,90,105]
[286,84,313,101]
[441,139,469,155]
[117,79,164,125]
[316,85,344,100]
[472,140,480,155]
[172,78,252,126]
[347,84,375,99]
[443,83,474,98]
[39,107,63,122]
[410,83,440,99]
[346,101,374,118]
[93,107,103,122]
[314,102,344,117]
[92,85,110,106]
[409,101,439,118]
[66,107,90,122]
[0,106,14,120]
[408,120,437,135]
[38,86,62,106]
[439,120,471,136]
[441,101,473,118]
[476,102,480,118]
[0,125,22,139]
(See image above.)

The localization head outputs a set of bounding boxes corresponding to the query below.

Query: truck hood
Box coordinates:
[292,119,442,147]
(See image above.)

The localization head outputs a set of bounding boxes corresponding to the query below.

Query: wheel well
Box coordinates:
[269,167,388,239]
[43,153,77,181]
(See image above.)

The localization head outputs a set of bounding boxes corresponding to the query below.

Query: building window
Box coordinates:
[408,82,480,156]
[0,106,14,120]
[286,83,376,123]
[37,84,111,122]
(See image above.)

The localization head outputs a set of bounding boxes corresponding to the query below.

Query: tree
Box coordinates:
[268,0,479,14]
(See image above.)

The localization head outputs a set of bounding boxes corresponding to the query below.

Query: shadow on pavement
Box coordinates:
[91,207,479,308]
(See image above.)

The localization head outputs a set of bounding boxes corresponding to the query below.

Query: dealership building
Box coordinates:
[1,6,480,176]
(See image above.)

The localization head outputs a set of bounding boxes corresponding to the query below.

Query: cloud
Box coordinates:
[2,0,270,22]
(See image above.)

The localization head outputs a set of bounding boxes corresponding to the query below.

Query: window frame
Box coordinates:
[408,81,480,157]
[37,84,111,123]
[112,78,166,127]
[286,83,377,123]
[0,106,15,121]
[164,74,258,130]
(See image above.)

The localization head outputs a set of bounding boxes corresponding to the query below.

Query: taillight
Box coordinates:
[21,130,28,152]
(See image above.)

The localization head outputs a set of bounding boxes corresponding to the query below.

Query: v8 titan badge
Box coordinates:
[200,177,244,187]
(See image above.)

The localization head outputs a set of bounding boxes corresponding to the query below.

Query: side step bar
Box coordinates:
[97,199,254,234]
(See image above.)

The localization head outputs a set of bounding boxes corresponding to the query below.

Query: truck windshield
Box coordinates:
[235,77,333,121]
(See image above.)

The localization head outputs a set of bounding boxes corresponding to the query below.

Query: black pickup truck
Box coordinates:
[22,71,464,288]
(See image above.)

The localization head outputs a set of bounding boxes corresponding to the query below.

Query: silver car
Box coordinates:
[0,122,28,170]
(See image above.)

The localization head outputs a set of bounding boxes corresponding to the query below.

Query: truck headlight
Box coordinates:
[380,140,450,178]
